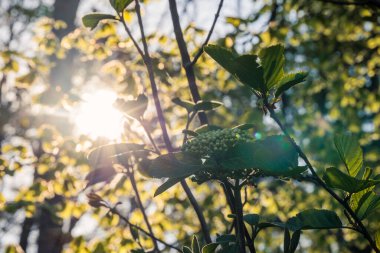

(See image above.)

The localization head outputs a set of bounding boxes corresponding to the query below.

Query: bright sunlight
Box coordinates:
[74,90,124,140]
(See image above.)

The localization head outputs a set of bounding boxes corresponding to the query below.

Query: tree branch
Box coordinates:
[264,100,380,253]
[190,0,224,66]
[109,206,181,252]
[127,167,159,251]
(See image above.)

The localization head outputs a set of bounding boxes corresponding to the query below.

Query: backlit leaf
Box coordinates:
[355,191,380,220]
[334,133,363,177]
[193,100,223,111]
[204,45,238,74]
[275,71,308,97]
[234,55,265,93]
[192,235,200,253]
[259,44,285,89]
[323,167,380,193]
[172,97,195,112]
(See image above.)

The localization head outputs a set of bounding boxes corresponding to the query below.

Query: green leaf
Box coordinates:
[192,235,200,253]
[322,167,380,193]
[182,246,192,253]
[275,71,308,97]
[204,45,265,94]
[204,44,238,74]
[202,243,219,253]
[84,167,117,189]
[193,100,223,111]
[243,214,260,226]
[287,209,342,231]
[355,191,380,220]
[334,133,363,177]
[289,230,301,253]
[82,13,116,30]
[154,177,183,197]
[172,97,195,112]
[234,55,266,93]
[145,152,203,178]
[232,123,255,131]
[222,135,300,177]
[109,0,133,12]
[349,186,374,212]
[258,44,285,89]
[362,167,373,180]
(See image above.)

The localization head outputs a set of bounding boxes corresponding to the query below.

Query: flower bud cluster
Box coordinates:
[182,128,254,158]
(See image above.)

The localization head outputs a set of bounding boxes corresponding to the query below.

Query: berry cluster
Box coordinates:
[182,128,256,181]
[182,128,254,158]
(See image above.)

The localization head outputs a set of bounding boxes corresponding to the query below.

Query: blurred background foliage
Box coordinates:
[0,0,379,252]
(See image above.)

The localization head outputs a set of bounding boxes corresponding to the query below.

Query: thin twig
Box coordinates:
[119,12,145,59]
[140,119,161,154]
[133,0,211,243]
[190,0,224,66]
[168,0,208,125]
[182,111,196,145]
[264,100,380,253]
[126,166,159,251]
[133,0,173,151]
[180,180,212,243]
[109,206,181,252]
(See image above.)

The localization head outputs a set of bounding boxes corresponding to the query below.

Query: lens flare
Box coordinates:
[74,90,124,139]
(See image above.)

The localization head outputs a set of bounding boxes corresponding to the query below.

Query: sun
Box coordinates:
[74,90,124,140]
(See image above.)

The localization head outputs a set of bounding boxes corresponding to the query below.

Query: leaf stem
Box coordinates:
[127,167,159,251]
[182,111,196,145]
[140,119,160,154]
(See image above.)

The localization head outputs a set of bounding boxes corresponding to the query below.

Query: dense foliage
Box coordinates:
[0,0,379,252]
